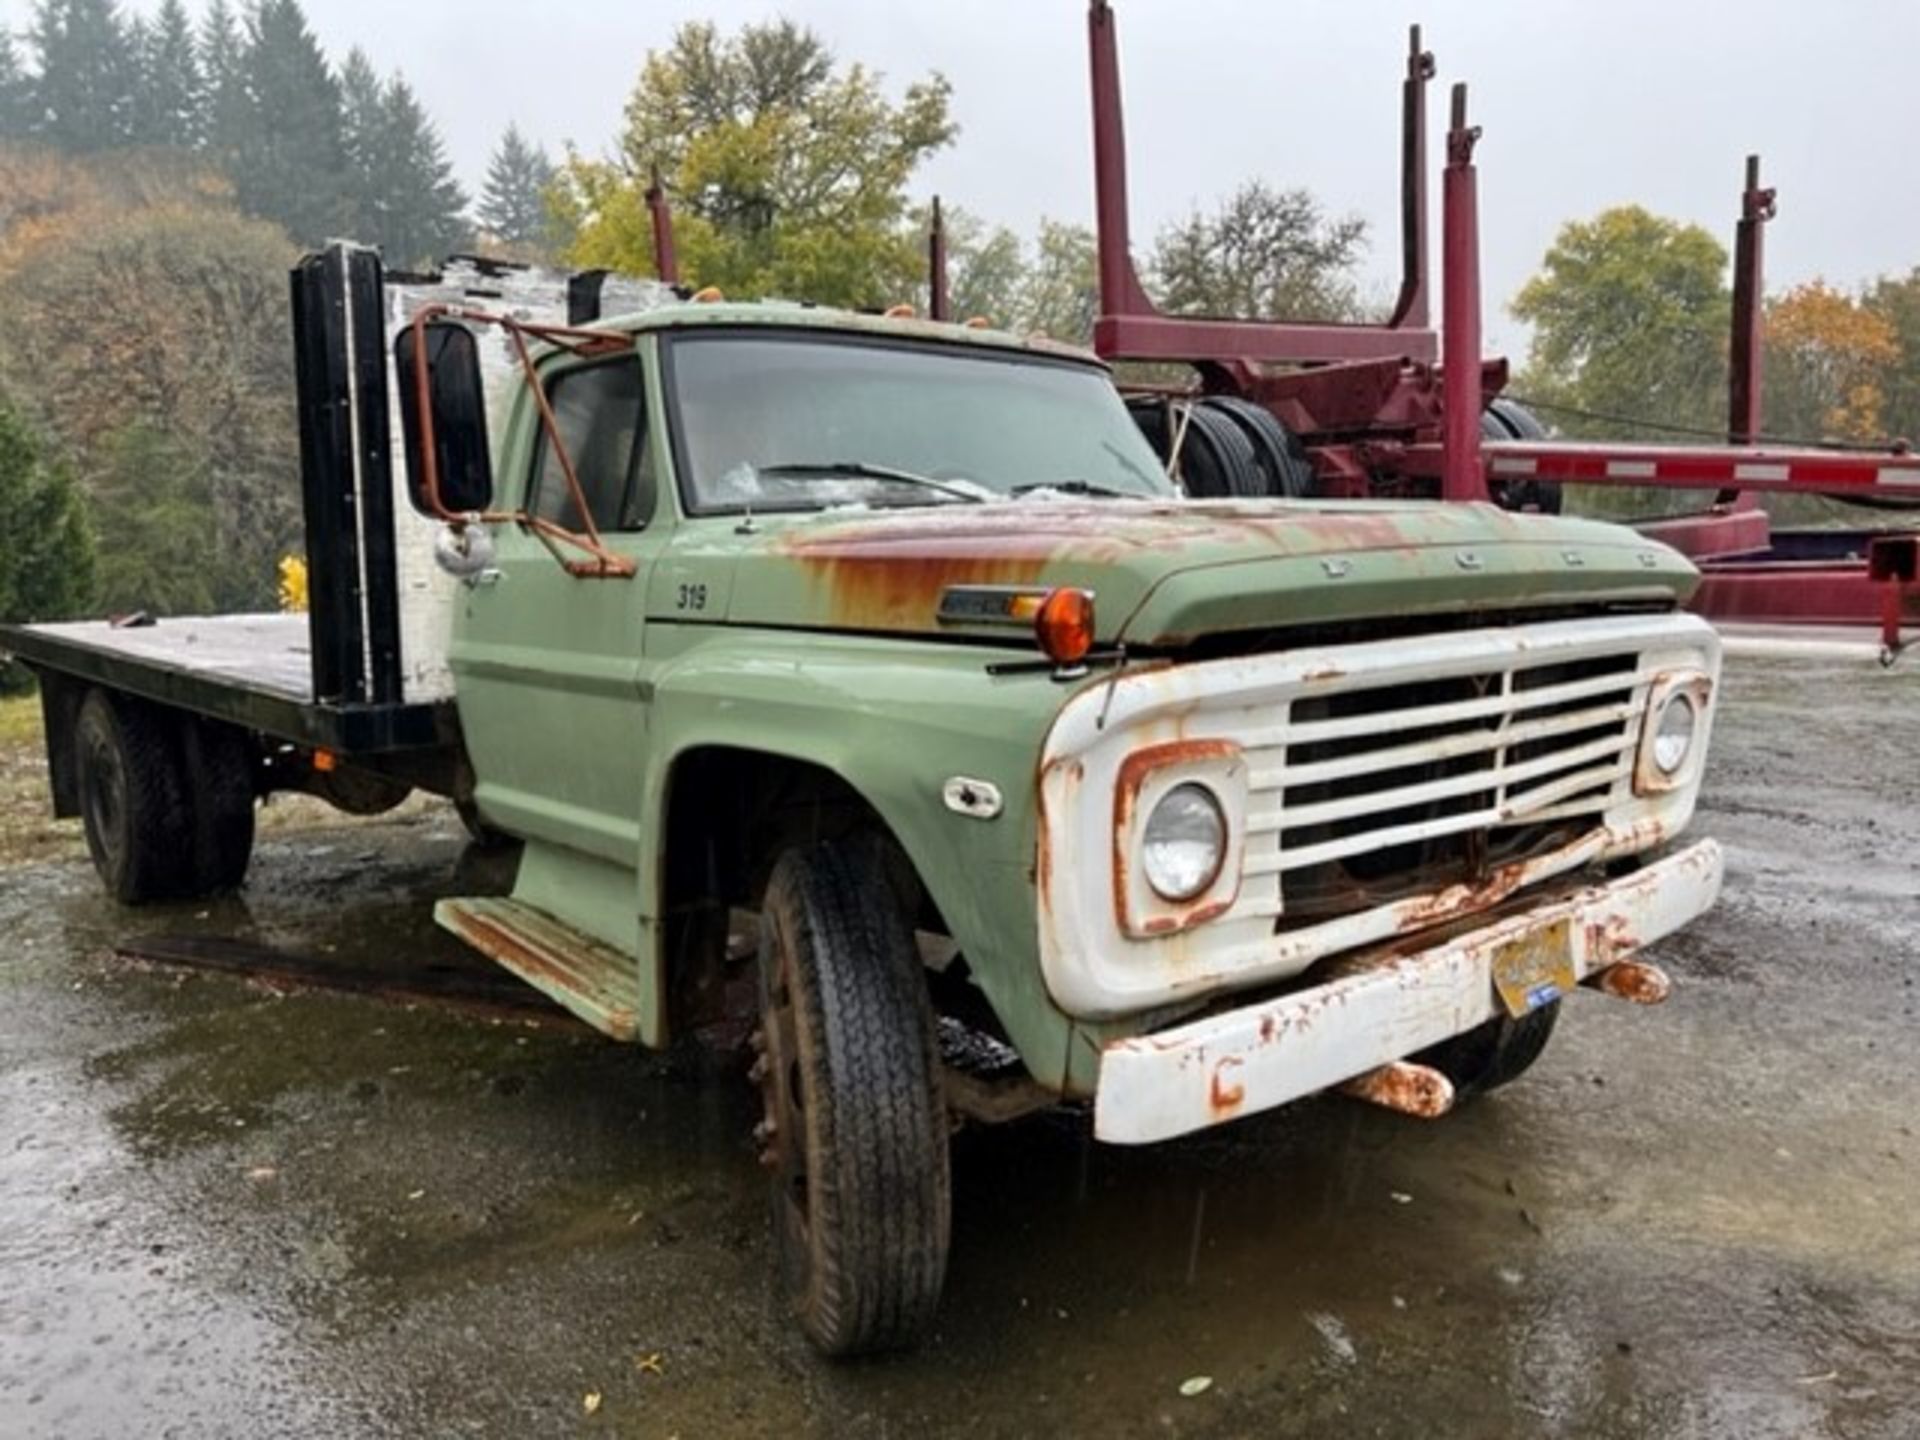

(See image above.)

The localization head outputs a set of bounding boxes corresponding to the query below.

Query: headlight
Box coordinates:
[1651,691,1698,775]
[1635,673,1712,795]
[1141,783,1227,901]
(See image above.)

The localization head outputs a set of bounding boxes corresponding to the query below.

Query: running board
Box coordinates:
[435,897,641,1040]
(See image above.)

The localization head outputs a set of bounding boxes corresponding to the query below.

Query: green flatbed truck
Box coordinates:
[1,246,1724,1355]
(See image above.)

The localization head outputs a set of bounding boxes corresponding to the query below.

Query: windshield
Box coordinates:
[666,331,1174,511]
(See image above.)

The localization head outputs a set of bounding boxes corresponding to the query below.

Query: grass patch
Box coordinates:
[0,692,41,748]
[0,691,82,866]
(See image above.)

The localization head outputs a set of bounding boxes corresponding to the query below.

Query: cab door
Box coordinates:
[449,337,671,945]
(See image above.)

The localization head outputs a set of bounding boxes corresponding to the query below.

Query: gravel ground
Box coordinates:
[0,654,1915,1439]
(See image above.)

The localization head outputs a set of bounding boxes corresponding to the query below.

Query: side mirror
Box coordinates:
[394,318,493,515]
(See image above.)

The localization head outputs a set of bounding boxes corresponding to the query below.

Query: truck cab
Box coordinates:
[400,296,1722,1353]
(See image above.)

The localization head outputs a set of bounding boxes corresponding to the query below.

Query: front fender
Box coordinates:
[638,626,1086,1082]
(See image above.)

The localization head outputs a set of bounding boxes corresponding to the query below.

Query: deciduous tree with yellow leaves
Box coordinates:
[553,19,955,309]
[1762,280,1900,445]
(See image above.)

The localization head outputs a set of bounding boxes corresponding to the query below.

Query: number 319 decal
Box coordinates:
[676,582,709,612]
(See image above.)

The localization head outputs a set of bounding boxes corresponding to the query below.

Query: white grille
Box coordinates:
[1036,611,1720,1018]
[1229,647,1647,926]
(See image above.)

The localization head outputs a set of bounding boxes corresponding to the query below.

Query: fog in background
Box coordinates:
[5,0,1917,351]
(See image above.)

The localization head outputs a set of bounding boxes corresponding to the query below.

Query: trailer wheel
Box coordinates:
[1484,400,1563,514]
[1180,404,1267,498]
[1125,398,1266,498]
[75,690,193,904]
[1201,396,1316,497]
[752,835,951,1356]
[1415,999,1561,1100]
[178,716,256,894]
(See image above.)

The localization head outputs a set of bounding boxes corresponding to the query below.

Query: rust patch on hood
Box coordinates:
[761,495,1603,639]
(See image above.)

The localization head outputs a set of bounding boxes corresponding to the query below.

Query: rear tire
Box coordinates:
[752,836,951,1356]
[179,716,256,894]
[75,690,193,905]
[1415,1000,1561,1100]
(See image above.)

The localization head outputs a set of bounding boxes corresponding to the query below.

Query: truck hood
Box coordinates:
[684,498,1699,647]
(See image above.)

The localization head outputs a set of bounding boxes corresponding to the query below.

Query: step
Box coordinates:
[435,896,641,1041]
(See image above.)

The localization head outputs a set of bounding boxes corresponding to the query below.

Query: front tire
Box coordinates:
[753,836,951,1357]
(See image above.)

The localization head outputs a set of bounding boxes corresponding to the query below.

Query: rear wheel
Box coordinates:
[752,836,951,1356]
[179,715,256,894]
[76,690,193,904]
[1415,1000,1561,1100]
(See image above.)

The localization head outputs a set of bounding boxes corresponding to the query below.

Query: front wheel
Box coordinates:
[752,836,951,1356]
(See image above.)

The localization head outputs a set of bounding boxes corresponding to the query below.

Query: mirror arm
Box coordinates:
[504,323,627,571]
[404,303,638,579]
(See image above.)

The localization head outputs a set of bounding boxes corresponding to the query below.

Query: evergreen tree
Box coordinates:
[0,30,38,139]
[379,76,467,264]
[342,60,466,267]
[338,46,382,174]
[29,0,140,151]
[198,0,249,160]
[478,123,554,249]
[131,0,201,149]
[231,0,348,245]
[0,399,95,692]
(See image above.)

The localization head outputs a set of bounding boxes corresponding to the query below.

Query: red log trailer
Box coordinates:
[1076,0,1918,661]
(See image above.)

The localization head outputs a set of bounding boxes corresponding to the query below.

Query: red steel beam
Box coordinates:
[645,165,679,286]
[1727,154,1775,446]
[1690,562,1919,630]
[928,195,951,322]
[1440,84,1485,502]
[1481,440,1920,496]
[1386,26,1436,330]
[1087,0,1157,320]
[1085,0,1438,366]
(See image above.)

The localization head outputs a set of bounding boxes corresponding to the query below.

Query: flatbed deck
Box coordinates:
[0,613,451,754]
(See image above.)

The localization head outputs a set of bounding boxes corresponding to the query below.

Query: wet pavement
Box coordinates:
[2,655,1916,1439]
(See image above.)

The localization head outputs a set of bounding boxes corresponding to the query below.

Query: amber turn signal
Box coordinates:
[1034,588,1095,665]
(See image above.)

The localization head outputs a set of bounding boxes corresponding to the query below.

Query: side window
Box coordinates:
[527,358,652,531]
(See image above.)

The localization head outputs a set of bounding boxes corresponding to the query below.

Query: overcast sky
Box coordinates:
[8,1,1918,355]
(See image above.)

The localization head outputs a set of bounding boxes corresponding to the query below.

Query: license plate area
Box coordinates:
[1489,916,1577,1018]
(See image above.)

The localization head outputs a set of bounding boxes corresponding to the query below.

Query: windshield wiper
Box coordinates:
[754,461,985,504]
[1009,479,1132,499]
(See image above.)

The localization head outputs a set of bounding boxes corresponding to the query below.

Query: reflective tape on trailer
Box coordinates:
[1483,441,1920,495]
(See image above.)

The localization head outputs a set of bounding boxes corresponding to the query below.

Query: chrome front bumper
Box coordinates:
[1093,839,1723,1145]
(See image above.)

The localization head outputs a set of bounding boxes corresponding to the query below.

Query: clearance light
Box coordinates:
[691,286,724,303]
[884,303,915,318]
[1035,587,1095,665]
[963,316,992,329]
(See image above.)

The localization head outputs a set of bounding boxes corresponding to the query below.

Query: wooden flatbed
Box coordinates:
[0,613,451,755]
